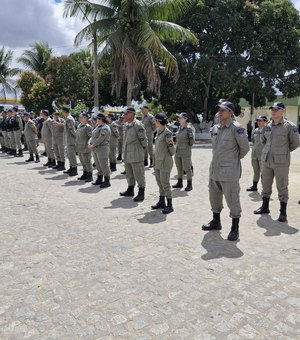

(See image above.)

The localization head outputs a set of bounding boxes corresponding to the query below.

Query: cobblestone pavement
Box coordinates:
[0,147,300,340]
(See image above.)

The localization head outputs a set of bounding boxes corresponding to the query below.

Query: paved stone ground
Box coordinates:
[0,146,300,340]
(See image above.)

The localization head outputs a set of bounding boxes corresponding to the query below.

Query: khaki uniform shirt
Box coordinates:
[52,117,65,144]
[251,127,264,161]
[175,125,195,157]
[261,118,300,166]
[41,117,53,141]
[64,115,76,146]
[90,123,111,158]
[155,127,175,171]
[123,119,147,163]
[210,119,249,182]
[142,113,156,138]
[76,123,92,153]
[109,122,120,146]
[24,119,38,142]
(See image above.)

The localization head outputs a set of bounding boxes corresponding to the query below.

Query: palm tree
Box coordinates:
[17,42,52,78]
[0,47,19,102]
[63,0,198,105]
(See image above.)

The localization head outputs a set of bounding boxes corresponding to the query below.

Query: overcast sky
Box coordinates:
[1,0,300,66]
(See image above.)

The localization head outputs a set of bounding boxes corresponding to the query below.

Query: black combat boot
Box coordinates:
[278,202,287,222]
[52,161,60,169]
[162,198,174,214]
[120,186,134,196]
[185,180,193,192]
[227,218,240,241]
[254,197,270,214]
[1,147,7,153]
[56,162,65,171]
[84,172,93,183]
[92,175,103,185]
[26,154,34,162]
[110,163,117,172]
[247,181,258,192]
[144,158,148,166]
[68,167,78,177]
[151,196,166,210]
[35,154,40,163]
[11,149,17,156]
[78,171,87,180]
[43,158,51,166]
[121,170,126,175]
[117,154,122,161]
[133,187,145,202]
[5,148,10,154]
[48,159,56,168]
[63,167,72,174]
[149,158,154,168]
[16,150,23,157]
[100,176,111,188]
[202,212,222,230]
[22,146,28,151]
[172,178,183,188]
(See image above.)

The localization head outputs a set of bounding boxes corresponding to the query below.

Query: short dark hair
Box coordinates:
[62,106,70,113]
[41,109,50,116]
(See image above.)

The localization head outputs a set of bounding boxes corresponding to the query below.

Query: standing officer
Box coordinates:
[76,113,93,182]
[141,105,156,167]
[254,102,300,222]
[202,101,249,241]
[23,112,40,163]
[52,111,66,171]
[246,115,267,192]
[5,109,14,155]
[107,113,120,172]
[88,113,111,188]
[120,107,147,202]
[0,111,7,152]
[116,115,124,160]
[40,109,55,167]
[151,113,175,214]
[62,106,78,176]
[11,106,24,157]
[172,112,195,192]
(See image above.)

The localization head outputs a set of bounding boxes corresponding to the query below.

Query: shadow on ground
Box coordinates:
[104,197,138,209]
[137,210,167,224]
[201,231,244,260]
[256,215,298,237]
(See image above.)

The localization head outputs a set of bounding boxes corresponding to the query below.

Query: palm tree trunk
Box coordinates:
[126,80,133,107]
[93,26,99,114]
[203,66,213,121]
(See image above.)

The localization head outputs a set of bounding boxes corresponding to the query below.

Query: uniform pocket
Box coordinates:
[274,154,288,164]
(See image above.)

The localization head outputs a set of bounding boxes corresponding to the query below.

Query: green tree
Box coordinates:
[0,47,19,102]
[17,42,53,78]
[63,0,198,105]
[45,56,92,106]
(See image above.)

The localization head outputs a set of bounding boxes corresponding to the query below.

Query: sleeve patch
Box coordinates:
[236,128,246,136]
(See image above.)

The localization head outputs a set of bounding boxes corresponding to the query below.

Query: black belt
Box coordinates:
[7,129,13,132]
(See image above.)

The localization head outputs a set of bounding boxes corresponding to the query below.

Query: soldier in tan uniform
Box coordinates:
[6,110,15,155]
[151,113,175,214]
[12,106,24,157]
[202,101,249,241]
[40,109,55,167]
[246,115,267,192]
[52,112,66,171]
[62,106,78,176]
[23,112,40,163]
[116,115,124,160]
[120,107,147,202]
[172,112,195,192]
[254,102,300,222]
[88,113,111,188]
[76,113,93,182]
[141,105,156,167]
[107,113,120,172]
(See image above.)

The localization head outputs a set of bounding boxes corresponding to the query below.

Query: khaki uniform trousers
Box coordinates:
[0,134,4,148]
[66,144,77,168]
[53,143,65,162]
[125,161,145,188]
[175,155,192,181]
[93,150,110,177]
[7,131,15,149]
[145,133,154,159]
[2,131,8,148]
[78,152,92,173]
[109,144,117,163]
[13,130,22,150]
[209,179,241,218]
[261,164,289,203]
[44,138,54,159]
[27,140,38,155]
[251,158,262,183]
[155,169,172,199]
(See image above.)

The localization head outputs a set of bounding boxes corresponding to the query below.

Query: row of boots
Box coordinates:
[25,154,40,163]
[172,178,193,192]
[254,197,287,222]
[2,147,23,157]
